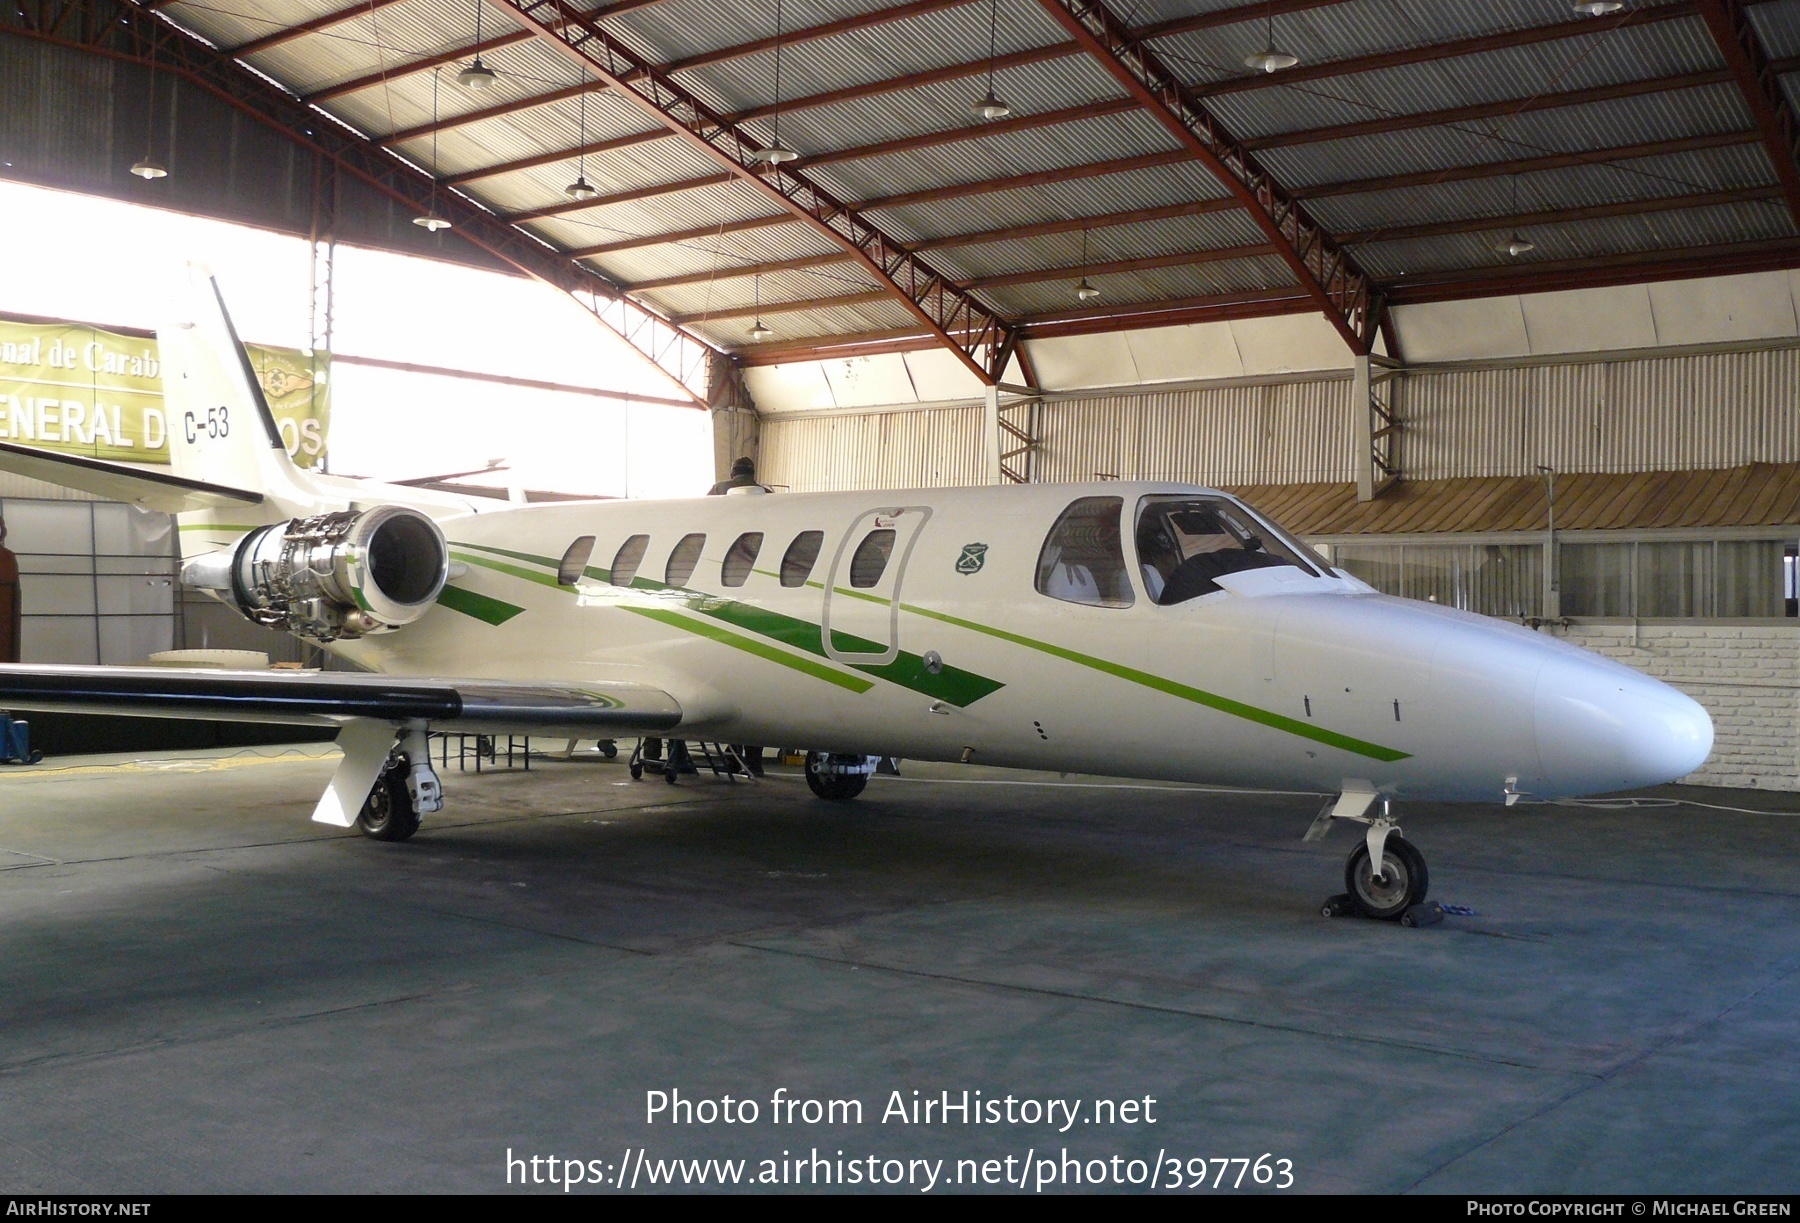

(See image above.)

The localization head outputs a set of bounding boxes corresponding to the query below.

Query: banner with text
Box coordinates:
[0,317,329,469]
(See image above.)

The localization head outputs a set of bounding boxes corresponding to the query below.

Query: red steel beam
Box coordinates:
[1293,131,1762,200]
[1245,69,1734,151]
[630,252,854,292]
[1340,185,1785,246]
[912,198,1243,251]
[491,0,1013,381]
[1036,0,1378,351]
[572,214,796,258]
[508,172,735,223]
[230,0,409,57]
[956,242,1276,290]
[1201,3,1697,99]
[444,129,668,185]
[1386,237,1800,303]
[795,99,1139,170]
[1695,0,1800,225]
[674,290,897,325]
[306,29,536,103]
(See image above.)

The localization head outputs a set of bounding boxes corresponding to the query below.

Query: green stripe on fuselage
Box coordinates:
[437,584,525,625]
[899,601,1409,763]
[621,606,875,693]
[452,541,1001,707]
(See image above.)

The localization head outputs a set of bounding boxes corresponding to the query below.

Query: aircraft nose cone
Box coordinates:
[1533,657,1713,796]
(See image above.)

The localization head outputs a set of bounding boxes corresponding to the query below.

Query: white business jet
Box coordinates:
[0,277,1713,921]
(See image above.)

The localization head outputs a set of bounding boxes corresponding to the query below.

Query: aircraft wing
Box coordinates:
[0,664,683,738]
[0,441,263,512]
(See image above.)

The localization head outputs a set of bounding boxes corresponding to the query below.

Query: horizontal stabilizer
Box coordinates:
[0,442,263,512]
[0,664,684,737]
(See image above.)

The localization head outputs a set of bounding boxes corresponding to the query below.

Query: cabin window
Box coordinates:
[1036,496,1134,608]
[781,530,823,587]
[1135,496,1320,606]
[665,533,706,586]
[558,536,596,586]
[610,534,649,587]
[849,529,896,588]
[721,532,763,588]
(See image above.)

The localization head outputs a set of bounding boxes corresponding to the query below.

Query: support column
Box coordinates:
[1355,354,1402,502]
[307,153,336,476]
[983,383,1002,486]
[707,350,760,483]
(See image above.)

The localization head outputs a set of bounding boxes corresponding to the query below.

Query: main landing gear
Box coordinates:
[1306,787,1438,925]
[804,752,876,801]
[356,728,442,843]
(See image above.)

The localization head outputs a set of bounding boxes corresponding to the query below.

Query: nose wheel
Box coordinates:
[1343,833,1428,920]
[1308,788,1435,923]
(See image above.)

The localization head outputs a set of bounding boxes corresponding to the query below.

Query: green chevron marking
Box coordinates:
[622,606,875,693]
[436,585,525,625]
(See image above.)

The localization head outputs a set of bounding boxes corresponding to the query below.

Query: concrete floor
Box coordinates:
[0,744,1796,1195]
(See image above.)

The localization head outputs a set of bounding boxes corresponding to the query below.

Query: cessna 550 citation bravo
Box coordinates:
[0,276,1713,921]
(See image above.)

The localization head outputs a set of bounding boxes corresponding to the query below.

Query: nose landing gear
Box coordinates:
[1307,786,1437,924]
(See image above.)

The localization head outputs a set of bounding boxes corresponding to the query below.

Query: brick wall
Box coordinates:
[1554,623,1799,790]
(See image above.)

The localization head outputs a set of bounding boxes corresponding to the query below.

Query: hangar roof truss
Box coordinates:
[10,0,1800,377]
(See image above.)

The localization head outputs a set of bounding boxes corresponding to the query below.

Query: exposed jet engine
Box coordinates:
[182,506,450,642]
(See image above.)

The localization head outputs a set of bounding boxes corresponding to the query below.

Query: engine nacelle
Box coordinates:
[182,506,450,643]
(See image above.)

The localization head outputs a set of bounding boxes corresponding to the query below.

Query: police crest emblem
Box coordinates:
[955,543,988,575]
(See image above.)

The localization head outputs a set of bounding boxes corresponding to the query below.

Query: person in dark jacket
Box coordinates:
[708,456,766,495]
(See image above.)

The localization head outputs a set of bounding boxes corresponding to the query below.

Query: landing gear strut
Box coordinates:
[805,752,874,801]
[356,725,442,843]
[1307,787,1433,922]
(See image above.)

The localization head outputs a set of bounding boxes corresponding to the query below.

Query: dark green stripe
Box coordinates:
[902,603,1410,763]
[454,540,1002,707]
[437,585,526,625]
[622,606,875,693]
[449,550,568,592]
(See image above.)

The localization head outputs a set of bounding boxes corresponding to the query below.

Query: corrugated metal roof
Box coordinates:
[149,0,1800,361]
[1231,463,1800,536]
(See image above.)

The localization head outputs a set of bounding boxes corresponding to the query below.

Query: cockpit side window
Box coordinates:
[1035,496,1134,608]
[1135,495,1320,605]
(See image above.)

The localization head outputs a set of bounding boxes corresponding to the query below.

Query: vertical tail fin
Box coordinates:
[158,268,315,508]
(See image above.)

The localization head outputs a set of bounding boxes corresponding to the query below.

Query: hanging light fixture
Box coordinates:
[748,0,799,165]
[1572,1,1623,14]
[1074,229,1101,302]
[749,274,773,340]
[565,72,600,199]
[1243,1,1299,73]
[970,0,1012,120]
[130,36,168,179]
[1495,174,1534,257]
[456,0,499,90]
[414,69,453,231]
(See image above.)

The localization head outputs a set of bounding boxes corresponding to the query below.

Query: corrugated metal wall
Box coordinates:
[0,33,505,270]
[760,405,986,492]
[761,346,1800,490]
[1403,347,1800,479]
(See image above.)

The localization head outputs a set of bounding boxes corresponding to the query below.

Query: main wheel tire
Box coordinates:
[1344,835,1428,920]
[356,763,421,842]
[600,740,618,759]
[804,753,869,801]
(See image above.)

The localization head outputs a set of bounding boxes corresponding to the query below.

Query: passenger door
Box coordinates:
[822,507,931,666]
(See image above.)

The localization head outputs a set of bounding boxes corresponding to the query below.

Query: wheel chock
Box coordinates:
[1399,901,1444,928]
[1319,893,1356,918]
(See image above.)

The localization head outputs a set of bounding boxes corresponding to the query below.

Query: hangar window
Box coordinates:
[609,534,649,588]
[665,533,706,587]
[849,529,896,588]
[781,530,823,587]
[721,532,763,588]
[558,536,595,586]
[1035,497,1133,608]
[1135,495,1320,606]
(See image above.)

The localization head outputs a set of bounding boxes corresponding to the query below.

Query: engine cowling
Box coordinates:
[183,506,450,642]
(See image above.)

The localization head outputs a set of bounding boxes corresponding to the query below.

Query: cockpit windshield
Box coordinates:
[1136,495,1324,605]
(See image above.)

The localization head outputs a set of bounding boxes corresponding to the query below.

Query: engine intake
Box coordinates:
[183,506,450,642]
